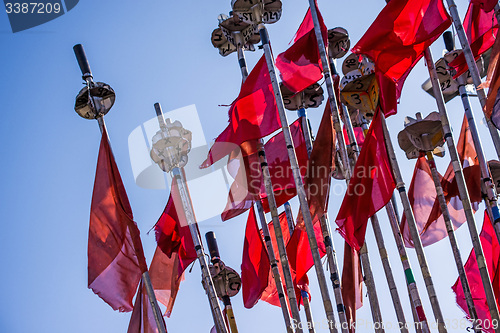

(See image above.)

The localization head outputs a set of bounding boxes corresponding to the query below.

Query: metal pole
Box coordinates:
[153,101,227,333]
[385,200,430,333]
[235,42,303,331]
[296,106,349,331]
[73,44,166,333]
[283,204,316,333]
[444,0,500,157]
[424,149,481,333]
[380,111,447,333]
[255,201,294,333]
[205,232,240,333]
[302,290,316,333]
[457,75,500,242]
[258,22,337,333]
[171,168,228,333]
[306,2,386,326]
[357,115,430,333]
[257,141,304,330]
[424,47,500,330]
[328,56,408,332]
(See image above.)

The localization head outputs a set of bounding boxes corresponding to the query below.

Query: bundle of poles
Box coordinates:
[74,0,500,332]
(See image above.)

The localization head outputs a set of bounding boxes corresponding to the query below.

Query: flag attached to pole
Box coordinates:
[127,278,167,333]
[352,0,451,115]
[401,115,481,247]
[154,174,198,315]
[449,1,498,78]
[275,5,327,94]
[342,243,363,333]
[295,100,335,228]
[149,246,184,317]
[88,129,148,312]
[335,109,396,251]
[452,210,500,332]
[483,29,500,129]
[471,0,498,13]
[201,55,281,167]
[222,119,308,220]
[241,206,270,308]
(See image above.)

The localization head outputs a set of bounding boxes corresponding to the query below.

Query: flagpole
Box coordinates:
[356,112,430,333]
[304,2,390,330]
[423,47,500,329]
[73,44,167,333]
[229,2,338,330]
[456,74,500,240]
[258,24,338,333]
[440,8,500,243]
[399,110,481,332]
[384,200,429,333]
[380,111,447,333]
[444,0,500,157]
[328,55,409,332]
[205,232,241,333]
[213,18,304,329]
[283,202,317,333]
[298,101,386,332]
[235,29,304,330]
[152,103,228,333]
[255,201,295,333]
[295,104,348,330]
[423,147,481,333]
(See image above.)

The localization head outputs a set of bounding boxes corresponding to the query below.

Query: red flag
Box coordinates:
[452,210,500,332]
[335,109,396,251]
[259,119,309,211]
[449,1,498,78]
[352,0,451,115]
[202,55,281,167]
[484,29,500,129]
[260,211,297,307]
[221,146,260,221]
[402,115,481,247]
[296,100,336,227]
[344,125,366,149]
[88,130,148,312]
[287,215,326,287]
[342,243,364,333]
[149,246,184,317]
[275,5,327,94]
[241,206,270,308]
[472,0,498,13]
[222,119,308,220]
[154,175,198,313]
[127,278,167,333]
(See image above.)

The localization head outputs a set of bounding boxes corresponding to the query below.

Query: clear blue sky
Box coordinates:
[0,0,490,332]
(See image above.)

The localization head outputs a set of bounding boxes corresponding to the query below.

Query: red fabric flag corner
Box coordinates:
[484,29,500,129]
[202,55,281,167]
[154,174,198,314]
[275,4,327,94]
[452,210,500,332]
[149,246,184,317]
[88,130,148,312]
[241,206,270,308]
[222,119,308,220]
[472,0,498,13]
[342,243,364,333]
[449,1,498,78]
[335,109,396,251]
[128,278,167,333]
[287,215,326,288]
[352,0,451,116]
